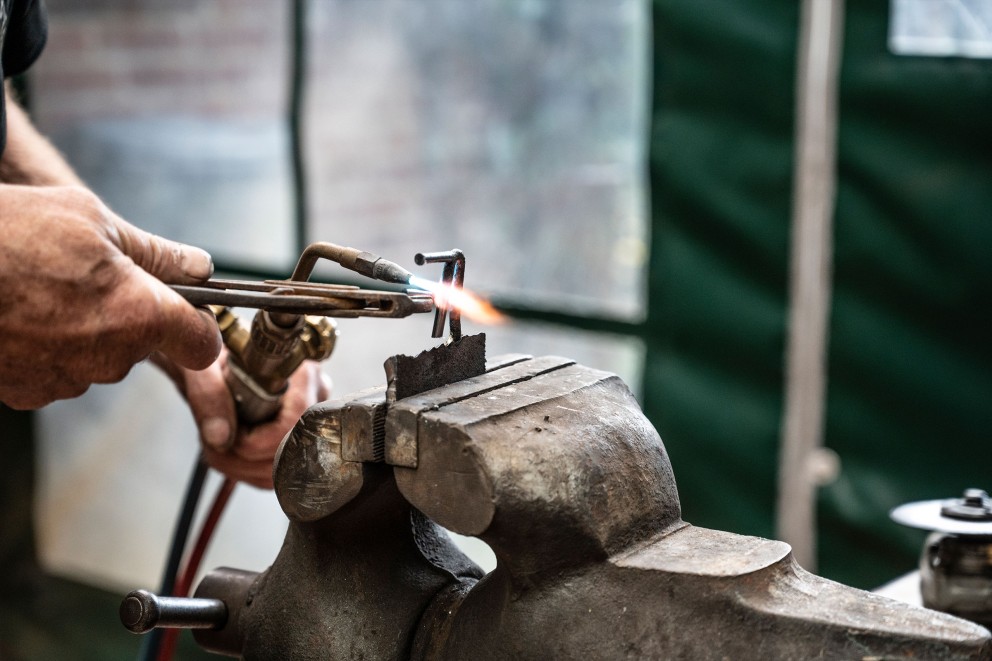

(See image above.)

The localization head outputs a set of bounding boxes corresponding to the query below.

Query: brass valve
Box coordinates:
[211,305,337,426]
[172,242,434,428]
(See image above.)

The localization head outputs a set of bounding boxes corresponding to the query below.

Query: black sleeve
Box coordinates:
[2,0,48,78]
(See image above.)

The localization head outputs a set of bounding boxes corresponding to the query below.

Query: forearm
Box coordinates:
[1,82,83,186]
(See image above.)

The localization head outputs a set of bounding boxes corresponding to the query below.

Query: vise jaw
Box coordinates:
[190,334,991,659]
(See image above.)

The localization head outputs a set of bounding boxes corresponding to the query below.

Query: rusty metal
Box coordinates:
[172,280,433,318]
[209,305,338,425]
[123,340,992,659]
[384,332,486,404]
[288,241,415,286]
[171,242,433,425]
[173,242,430,337]
[415,249,465,341]
[385,349,562,469]
[192,568,260,657]
[272,242,415,332]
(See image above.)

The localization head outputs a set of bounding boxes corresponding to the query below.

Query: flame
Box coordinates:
[409,276,507,325]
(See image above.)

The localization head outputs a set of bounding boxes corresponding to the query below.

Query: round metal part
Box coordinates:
[890,489,992,536]
[893,489,992,629]
[119,590,227,634]
[120,591,158,633]
[920,532,992,628]
[942,489,992,521]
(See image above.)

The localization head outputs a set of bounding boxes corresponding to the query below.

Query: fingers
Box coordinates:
[0,185,221,409]
[157,352,275,488]
[201,447,275,489]
[174,354,329,489]
[147,272,222,370]
[105,211,214,284]
[95,203,220,368]
[0,377,89,410]
[110,215,221,370]
[234,427,294,464]
[206,361,326,488]
[282,362,323,422]
[232,362,322,463]
[179,355,237,452]
[159,304,222,371]
[318,371,333,401]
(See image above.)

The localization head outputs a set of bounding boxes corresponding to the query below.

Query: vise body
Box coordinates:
[153,335,991,659]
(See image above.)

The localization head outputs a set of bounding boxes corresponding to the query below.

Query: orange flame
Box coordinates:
[409,276,507,325]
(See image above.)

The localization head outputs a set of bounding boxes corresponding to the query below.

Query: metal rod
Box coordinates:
[415,249,465,341]
[449,252,464,341]
[432,261,455,338]
[121,590,227,634]
[139,457,209,659]
[288,242,361,282]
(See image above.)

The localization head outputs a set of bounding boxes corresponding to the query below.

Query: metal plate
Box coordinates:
[891,500,992,535]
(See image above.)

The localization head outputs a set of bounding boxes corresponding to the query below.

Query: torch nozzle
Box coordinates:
[288,243,414,287]
[367,257,415,286]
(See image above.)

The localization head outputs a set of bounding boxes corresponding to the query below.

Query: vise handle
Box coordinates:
[120,590,226,634]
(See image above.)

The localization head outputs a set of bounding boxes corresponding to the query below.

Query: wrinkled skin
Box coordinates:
[0,184,221,409]
[0,86,325,488]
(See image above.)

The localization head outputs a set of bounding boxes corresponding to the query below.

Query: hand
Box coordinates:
[158,348,331,489]
[0,185,221,409]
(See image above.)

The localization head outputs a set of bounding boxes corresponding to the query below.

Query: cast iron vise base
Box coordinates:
[155,335,992,659]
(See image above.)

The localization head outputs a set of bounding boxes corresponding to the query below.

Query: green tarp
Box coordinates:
[646,0,992,588]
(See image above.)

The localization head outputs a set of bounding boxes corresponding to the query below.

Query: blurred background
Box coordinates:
[1,0,989,658]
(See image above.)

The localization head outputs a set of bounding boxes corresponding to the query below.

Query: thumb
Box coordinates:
[107,212,214,284]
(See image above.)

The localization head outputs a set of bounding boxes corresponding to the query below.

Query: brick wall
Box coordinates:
[34,0,287,127]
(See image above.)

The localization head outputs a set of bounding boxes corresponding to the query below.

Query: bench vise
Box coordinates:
[125,334,991,659]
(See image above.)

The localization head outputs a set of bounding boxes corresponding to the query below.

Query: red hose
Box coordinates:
[156,476,237,661]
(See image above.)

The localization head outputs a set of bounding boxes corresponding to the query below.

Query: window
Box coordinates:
[33,0,648,589]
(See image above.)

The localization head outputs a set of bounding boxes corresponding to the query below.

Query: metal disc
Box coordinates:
[890,500,992,535]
